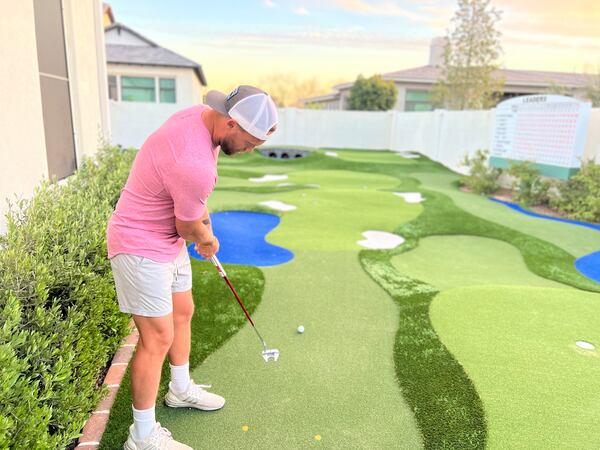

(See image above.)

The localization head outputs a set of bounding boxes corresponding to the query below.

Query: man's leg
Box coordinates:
[131,313,174,409]
[169,289,194,366]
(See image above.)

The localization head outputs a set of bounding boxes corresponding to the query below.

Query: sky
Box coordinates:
[106,0,600,94]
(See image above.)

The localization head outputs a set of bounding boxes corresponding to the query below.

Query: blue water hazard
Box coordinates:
[187,210,294,266]
[489,198,600,283]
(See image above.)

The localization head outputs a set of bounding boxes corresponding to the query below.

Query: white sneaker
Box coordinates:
[123,422,192,450]
[164,379,225,411]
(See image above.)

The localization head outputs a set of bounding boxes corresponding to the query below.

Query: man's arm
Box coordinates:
[175,214,213,244]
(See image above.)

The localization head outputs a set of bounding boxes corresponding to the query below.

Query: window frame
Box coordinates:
[109,74,178,104]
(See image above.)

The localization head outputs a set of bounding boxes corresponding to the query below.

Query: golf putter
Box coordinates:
[210,255,280,363]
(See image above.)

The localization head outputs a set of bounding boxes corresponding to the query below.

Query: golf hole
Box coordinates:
[575,341,595,350]
[259,148,310,159]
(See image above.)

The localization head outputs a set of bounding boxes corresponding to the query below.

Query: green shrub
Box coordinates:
[459,149,501,195]
[507,161,551,206]
[0,146,135,448]
[551,161,600,223]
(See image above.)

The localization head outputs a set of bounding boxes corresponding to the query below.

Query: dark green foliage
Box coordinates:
[346,75,397,111]
[507,161,551,206]
[0,146,136,448]
[460,149,501,194]
[99,261,265,449]
[551,161,600,223]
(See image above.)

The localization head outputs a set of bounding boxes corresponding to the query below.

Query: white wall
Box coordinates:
[108,64,203,148]
[268,107,600,174]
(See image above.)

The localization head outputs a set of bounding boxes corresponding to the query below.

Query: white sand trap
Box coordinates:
[277,182,295,187]
[396,151,420,159]
[394,192,425,203]
[325,151,339,157]
[259,200,297,212]
[249,174,288,183]
[576,341,595,350]
[357,231,405,249]
[306,184,320,188]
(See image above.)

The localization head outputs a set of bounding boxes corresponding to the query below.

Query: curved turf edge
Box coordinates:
[359,177,600,449]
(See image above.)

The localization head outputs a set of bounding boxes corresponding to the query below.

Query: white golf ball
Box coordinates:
[297,325,305,333]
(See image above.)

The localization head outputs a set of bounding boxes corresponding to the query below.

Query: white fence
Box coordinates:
[269,108,600,174]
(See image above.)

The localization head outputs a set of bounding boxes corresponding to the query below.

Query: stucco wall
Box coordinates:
[63,0,110,160]
[0,0,109,234]
[108,64,203,148]
[0,2,49,233]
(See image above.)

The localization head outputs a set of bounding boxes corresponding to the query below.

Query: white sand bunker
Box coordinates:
[396,151,420,159]
[576,341,595,350]
[394,192,425,203]
[249,174,288,183]
[357,231,405,249]
[325,151,339,157]
[306,184,320,188]
[259,200,297,212]
[277,182,295,187]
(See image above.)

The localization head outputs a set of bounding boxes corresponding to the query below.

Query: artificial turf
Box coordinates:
[100,148,600,449]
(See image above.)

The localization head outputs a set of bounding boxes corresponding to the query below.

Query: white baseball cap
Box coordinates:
[205,85,278,140]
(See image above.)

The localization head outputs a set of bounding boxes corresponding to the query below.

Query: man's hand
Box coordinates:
[195,236,219,259]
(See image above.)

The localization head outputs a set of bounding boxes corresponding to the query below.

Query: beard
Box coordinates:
[220,137,240,156]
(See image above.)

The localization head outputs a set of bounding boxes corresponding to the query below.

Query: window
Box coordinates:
[121,76,155,102]
[33,0,77,180]
[108,75,118,100]
[405,89,433,112]
[159,78,176,103]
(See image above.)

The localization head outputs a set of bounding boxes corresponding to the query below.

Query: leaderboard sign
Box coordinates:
[490,95,592,179]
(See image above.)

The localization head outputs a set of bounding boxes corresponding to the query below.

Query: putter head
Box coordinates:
[262,348,280,362]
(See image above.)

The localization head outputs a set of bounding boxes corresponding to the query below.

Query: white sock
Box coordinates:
[170,361,191,393]
[132,404,156,441]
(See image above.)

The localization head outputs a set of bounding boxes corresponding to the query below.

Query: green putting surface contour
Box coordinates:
[431,286,600,449]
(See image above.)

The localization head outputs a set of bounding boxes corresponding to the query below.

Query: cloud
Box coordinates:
[293,6,310,15]
[329,0,421,20]
[263,0,277,7]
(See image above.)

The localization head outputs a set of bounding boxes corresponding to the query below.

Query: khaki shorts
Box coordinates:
[109,244,192,317]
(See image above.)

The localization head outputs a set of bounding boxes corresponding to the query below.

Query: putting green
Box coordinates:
[412,171,600,258]
[160,252,423,449]
[391,235,564,290]
[431,285,600,449]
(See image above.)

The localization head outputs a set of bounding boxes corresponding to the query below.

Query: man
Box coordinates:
[107,85,278,450]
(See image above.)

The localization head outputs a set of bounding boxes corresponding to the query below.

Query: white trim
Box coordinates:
[60,0,79,169]
[93,0,110,139]
[39,72,69,82]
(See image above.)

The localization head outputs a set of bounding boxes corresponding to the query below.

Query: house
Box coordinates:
[301,37,593,111]
[104,17,207,148]
[0,0,110,234]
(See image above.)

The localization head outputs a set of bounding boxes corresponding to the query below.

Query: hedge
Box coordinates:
[0,146,135,448]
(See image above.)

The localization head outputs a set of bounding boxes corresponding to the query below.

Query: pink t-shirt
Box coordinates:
[107,105,218,262]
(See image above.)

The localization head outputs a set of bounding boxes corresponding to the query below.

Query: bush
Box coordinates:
[459,149,501,195]
[0,146,135,448]
[551,161,600,223]
[507,161,551,206]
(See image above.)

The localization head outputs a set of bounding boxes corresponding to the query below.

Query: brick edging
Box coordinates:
[76,320,139,449]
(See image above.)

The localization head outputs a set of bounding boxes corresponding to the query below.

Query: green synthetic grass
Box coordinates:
[391,235,564,291]
[360,175,600,449]
[99,147,600,449]
[160,252,423,449]
[431,286,600,449]
[99,261,264,449]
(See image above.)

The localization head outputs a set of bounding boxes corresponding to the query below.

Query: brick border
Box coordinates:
[76,321,139,449]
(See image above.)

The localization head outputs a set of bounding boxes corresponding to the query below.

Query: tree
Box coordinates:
[346,75,397,111]
[258,73,329,107]
[431,0,504,110]
[584,72,600,106]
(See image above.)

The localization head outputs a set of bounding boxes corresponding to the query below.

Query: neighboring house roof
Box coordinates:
[305,64,593,103]
[105,23,207,86]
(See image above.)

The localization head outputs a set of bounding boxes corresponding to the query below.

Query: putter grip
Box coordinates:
[210,255,227,277]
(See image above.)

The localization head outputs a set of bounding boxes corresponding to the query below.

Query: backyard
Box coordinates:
[97,147,600,449]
